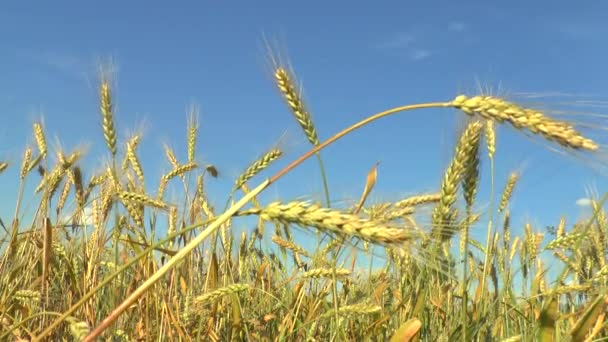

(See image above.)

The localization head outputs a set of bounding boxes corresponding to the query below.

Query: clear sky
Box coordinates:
[1,1,608,259]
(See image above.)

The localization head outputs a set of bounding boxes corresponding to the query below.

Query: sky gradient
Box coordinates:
[1,1,608,260]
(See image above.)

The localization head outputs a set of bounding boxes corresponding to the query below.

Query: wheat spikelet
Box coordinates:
[163,143,180,169]
[452,95,598,151]
[363,203,392,219]
[123,198,144,228]
[381,207,416,222]
[66,317,90,340]
[187,106,199,163]
[320,303,381,319]
[100,80,117,157]
[20,147,32,180]
[498,172,519,213]
[301,268,350,279]
[57,176,72,213]
[509,237,519,262]
[33,122,47,158]
[545,232,584,250]
[121,135,140,170]
[197,175,214,218]
[499,208,509,243]
[13,290,41,303]
[0,162,7,174]
[245,201,417,245]
[553,250,579,274]
[156,177,168,200]
[432,121,483,239]
[87,172,107,190]
[117,191,167,210]
[125,136,145,187]
[394,193,441,208]
[320,239,343,256]
[36,164,63,194]
[271,235,310,257]
[485,120,496,159]
[164,162,198,181]
[556,217,566,238]
[193,284,249,306]
[168,206,177,249]
[234,148,282,190]
[552,284,592,295]
[71,167,85,209]
[462,126,482,211]
[274,67,319,146]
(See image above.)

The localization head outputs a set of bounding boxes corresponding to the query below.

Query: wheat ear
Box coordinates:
[242,201,418,245]
[431,121,483,239]
[274,67,319,146]
[100,80,117,157]
[452,95,598,151]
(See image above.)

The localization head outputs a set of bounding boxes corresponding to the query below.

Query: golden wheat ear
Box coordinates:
[451,95,598,151]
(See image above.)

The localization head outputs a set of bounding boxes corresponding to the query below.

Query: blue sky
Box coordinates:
[1,1,608,264]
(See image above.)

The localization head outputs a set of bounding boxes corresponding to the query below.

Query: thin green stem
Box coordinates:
[315,152,331,208]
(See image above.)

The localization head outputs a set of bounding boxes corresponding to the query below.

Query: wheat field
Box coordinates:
[1,56,608,342]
